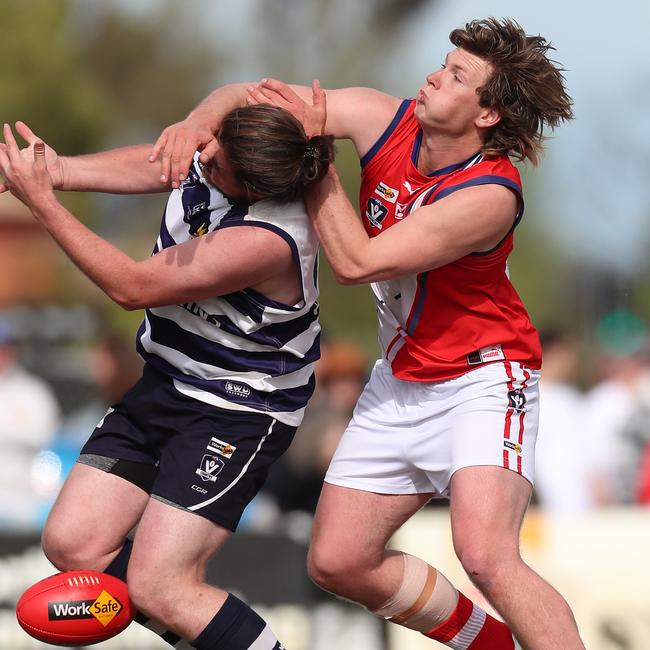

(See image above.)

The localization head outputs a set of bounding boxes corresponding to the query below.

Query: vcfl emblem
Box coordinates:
[195,455,225,482]
[507,389,527,413]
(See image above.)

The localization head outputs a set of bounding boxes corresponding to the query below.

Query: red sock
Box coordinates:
[424,592,515,649]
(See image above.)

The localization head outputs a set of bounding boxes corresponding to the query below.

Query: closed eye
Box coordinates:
[441,63,462,82]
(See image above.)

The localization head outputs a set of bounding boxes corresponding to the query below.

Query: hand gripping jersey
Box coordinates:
[359,99,541,382]
[136,154,320,426]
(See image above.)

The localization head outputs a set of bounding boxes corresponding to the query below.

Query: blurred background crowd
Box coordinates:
[1,0,650,535]
[3,312,650,533]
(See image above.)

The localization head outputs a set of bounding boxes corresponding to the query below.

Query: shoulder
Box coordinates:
[218,199,312,251]
[248,198,306,221]
[246,199,309,234]
[477,156,522,184]
[424,181,517,215]
[430,157,522,208]
[326,87,403,117]
[325,88,406,158]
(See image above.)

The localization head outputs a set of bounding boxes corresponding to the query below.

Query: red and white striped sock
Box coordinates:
[424,592,518,649]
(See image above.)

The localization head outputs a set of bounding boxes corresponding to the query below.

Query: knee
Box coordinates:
[126,567,182,626]
[42,519,114,572]
[126,570,161,620]
[455,538,519,591]
[307,541,368,595]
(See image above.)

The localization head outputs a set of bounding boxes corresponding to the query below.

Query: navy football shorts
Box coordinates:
[79,364,296,531]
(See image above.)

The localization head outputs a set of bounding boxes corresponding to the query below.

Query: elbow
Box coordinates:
[114,297,143,312]
[104,265,152,310]
[334,271,360,286]
[332,264,369,286]
[119,300,144,312]
[110,288,147,311]
[327,246,380,285]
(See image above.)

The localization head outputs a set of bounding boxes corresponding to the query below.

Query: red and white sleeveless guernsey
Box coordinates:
[359,99,541,382]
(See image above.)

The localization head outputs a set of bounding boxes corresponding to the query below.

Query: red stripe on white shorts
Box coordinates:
[502,361,516,470]
[506,362,529,476]
[516,366,531,475]
[518,366,531,445]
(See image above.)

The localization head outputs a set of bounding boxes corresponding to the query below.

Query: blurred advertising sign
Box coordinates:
[389,508,650,649]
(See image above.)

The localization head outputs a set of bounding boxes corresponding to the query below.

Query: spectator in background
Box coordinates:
[47,334,145,494]
[634,444,650,504]
[534,329,592,513]
[612,363,650,504]
[313,338,369,416]
[60,334,143,448]
[582,337,650,506]
[0,317,60,529]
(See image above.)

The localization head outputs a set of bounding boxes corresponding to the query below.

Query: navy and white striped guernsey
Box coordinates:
[136,154,320,426]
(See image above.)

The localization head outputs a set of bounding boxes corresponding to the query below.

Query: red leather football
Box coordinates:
[16,570,135,646]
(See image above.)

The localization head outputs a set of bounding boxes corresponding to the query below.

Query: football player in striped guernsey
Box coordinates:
[0,105,332,650]
[156,17,582,650]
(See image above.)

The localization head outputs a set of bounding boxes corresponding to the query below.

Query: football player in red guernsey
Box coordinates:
[155,17,579,650]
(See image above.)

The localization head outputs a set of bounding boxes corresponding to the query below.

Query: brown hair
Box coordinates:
[218,105,334,202]
[449,17,574,165]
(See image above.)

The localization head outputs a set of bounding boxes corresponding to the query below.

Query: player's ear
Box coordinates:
[476,106,501,129]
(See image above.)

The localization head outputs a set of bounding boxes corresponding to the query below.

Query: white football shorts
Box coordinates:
[325,359,540,496]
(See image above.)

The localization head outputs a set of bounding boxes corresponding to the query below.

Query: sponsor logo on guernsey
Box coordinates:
[366,198,388,229]
[466,344,505,366]
[191,221,209,238]
[207,437,237,459]
[479,344,505,362]
[507,389,527,413]
[403,180,420,195]
[180,301,220,325]
[374,181,399,204]
[195,455,225,482]
[225,381,251,398]
[395,202,408,220]
[184,201,207,222]
[504,440,523,454]
[48,590,123,627]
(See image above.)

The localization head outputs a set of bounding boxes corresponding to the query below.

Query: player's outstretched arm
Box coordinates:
[0,121,167,194]
[58,144,166,194]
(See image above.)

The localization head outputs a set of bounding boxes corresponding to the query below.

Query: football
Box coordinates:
[16,570,135,646]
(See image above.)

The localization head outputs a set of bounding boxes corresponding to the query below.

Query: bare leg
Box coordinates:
[42,462,149,570]
[126,498,232,641]
[308,483,432,608]
[450,466,585,650]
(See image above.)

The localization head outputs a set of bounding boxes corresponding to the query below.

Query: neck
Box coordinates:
[416,130,482,175]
